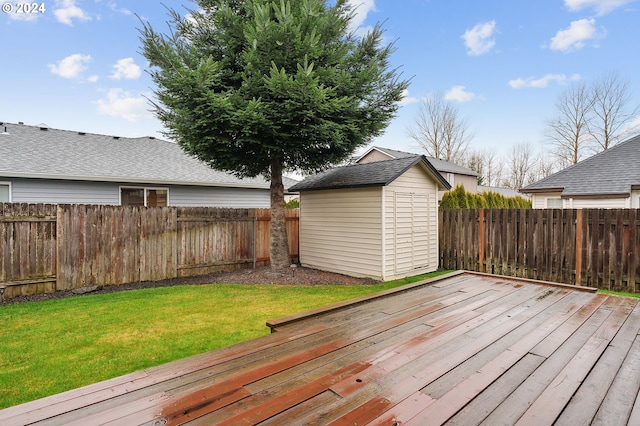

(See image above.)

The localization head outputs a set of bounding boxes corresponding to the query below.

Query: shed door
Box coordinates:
[394,192,430,274]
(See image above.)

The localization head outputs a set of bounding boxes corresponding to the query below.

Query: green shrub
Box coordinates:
[439,187,532,209]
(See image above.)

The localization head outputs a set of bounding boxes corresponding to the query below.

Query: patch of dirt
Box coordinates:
[1,266,381,305]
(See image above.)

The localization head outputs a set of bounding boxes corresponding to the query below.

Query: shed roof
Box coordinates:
[289,155,451,192]
[521,134,640,197]
[0,122,297,189]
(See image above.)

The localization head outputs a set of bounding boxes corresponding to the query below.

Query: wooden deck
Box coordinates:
[3,270,640,425]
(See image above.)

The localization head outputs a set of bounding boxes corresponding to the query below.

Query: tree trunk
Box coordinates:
[269,158,291,270]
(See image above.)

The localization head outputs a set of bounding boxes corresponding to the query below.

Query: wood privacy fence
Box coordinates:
[440,208,640,292]
[0,204,299,300]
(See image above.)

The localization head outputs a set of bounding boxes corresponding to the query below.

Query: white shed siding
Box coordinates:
[299,187,383,278]
[383,166,439,279]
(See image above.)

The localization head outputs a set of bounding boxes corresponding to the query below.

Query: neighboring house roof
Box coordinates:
[356,146,478,177]
[520,134,640,198]
[479,185,528,199]
[0,122,297,190]
[288,155,451,192]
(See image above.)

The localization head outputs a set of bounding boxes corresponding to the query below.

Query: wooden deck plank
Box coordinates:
[514,297,635,425]
[292,284,569,424]
[480,294,624,426]
[442,353,546,426]
[554,300,640,426]
[421,290,590,400]
[590,335,640,425]
[399,291,596,425]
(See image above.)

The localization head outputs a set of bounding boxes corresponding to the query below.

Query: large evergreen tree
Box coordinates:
[139,0,408,269]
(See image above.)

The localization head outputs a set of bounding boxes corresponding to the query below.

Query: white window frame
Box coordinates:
[0,181,11,202]
[119,186,169,207]
[546,197,563,209]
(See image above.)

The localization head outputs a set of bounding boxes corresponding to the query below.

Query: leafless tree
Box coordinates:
[503,142,538,190]
[460,147,504,187]
[546,82,593,167]
[407,93,474,164]
[588,71,640,151]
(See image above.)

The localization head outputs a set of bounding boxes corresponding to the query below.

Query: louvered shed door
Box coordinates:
[394,192,430,274]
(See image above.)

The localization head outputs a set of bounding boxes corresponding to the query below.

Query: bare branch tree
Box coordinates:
[407,93,474,163]
[588,71,640,151]
[460,147,504,187]
[545,82,593,167]
[503,142,538,190]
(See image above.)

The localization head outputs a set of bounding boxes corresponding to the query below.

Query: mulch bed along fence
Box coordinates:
[440,208,640,292]
[0,203,299,300]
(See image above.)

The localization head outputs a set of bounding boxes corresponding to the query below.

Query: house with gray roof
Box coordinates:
[289,156,450,280]
[0,122,296,207]
[355,146,478,197]
[520,134,640,209]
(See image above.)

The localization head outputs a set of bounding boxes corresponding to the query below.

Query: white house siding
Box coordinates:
[6,178,271,207]
[9,178,120,204]
[299,187,383,279]
[169,185,270,208]
[570,197,629,209]
[384,166,439,280]
[531,192,631,209]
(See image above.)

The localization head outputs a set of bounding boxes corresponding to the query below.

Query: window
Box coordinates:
[546,197,563,209]
[120,187,168,207]
[446,173,455,186]
[0,183,10,202]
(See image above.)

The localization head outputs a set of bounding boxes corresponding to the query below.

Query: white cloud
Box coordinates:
[550,18,605,52]
[564,0,635,15]
[54,0,91,26]
[508,73,581,89]
[445,86,476,103]
[95,89,151,122]
[346,0,376,37]
[461,21,497,56]
[109,58,142,80]
[398,89,419,106]
[48,53,92,79]
[108,1,132,15]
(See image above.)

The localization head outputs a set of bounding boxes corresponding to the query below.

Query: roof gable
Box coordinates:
[289,156,451,192]
[521,134,640,197]
[356,146,478,177]
[0,122,298,189]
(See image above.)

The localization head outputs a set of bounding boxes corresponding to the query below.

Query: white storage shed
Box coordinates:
[289,156,451,281]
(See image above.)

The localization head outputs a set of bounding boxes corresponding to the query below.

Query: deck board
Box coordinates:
[3,271,640,425]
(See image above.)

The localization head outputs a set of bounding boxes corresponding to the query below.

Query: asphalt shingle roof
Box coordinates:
[289,155,451,192]
[521,134,640,197]
[0,122,297,189]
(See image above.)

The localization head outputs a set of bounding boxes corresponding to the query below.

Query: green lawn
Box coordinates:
[0,271,447,409]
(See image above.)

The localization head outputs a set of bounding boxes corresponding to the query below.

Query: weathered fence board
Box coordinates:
[440,208,640,292]
[0,204,300,300]
[0,203,57,298]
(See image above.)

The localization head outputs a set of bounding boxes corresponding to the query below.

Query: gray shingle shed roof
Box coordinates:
[521,134,640,197]
[289,155,451,192]
[0,122,297,189]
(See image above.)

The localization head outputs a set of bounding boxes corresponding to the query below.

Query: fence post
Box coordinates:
[574,209,583,286]
[478,209,485,273]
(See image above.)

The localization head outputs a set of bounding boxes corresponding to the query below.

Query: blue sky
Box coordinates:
[2,0,639,161]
